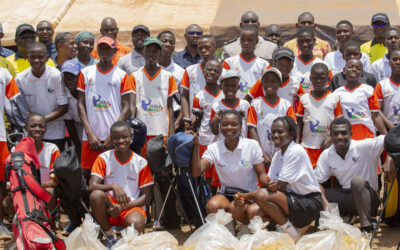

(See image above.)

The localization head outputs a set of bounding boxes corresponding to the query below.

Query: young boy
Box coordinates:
[222,25,270,99]
[324,20,371,76]
[371,28,400,82]
[296,63,342,167]
[89,121,153,246]
[291,27,332,93]
[15,42,68,151]
[131,37,177,157]
[248,68,296,168]
[77,36,133,180]
[246,47,305,106]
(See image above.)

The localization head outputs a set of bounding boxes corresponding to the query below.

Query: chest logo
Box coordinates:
[240,160,250,167]
[345,107,366,120]
[393,104,400,118]
[141,97,163,113]
[47,88,55,93]
[92,94,111,109]
[310,119,328,134]
[240,80,250,94]
[352,156,360,162]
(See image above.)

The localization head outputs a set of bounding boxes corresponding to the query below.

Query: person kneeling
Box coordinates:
[89,121,153,247]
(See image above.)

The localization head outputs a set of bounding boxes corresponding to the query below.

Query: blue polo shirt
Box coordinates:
[172,47,201,69]
[0,46,14,58]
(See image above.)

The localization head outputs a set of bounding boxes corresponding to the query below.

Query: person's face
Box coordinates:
[385,30,400,53]
[297,15,315,28]
[100,22,118,39]
[97,44,116,62]
[310,67,329,92]
[78,37,95,56]
[271,120,293,149]
[63,72,79,93]
[240,30,258,54]
[198,38,216,61]
[184,26,203,47]
[132,30,149,50]
[343,46,362,61]
[389,50,400,74]
[159,33,175,57]
[336,23,353,45]
[111,126,132,153]
[261,72,281,96]
[265,26,281,44]
[220,113,241,139]
[28,47,48,73]
[25,116,46,141]
[240,13,260,28]
[372,21,389,39]
[61,34,78,59]
[221,78,240,99]
[330,123,352,150]
[143,44,161,65]
[275,57,293,79]
[344,59,362,82]
[297,32,315,55]
[36,22,53,44]
[203,61,221,84]
[16,31,36,51]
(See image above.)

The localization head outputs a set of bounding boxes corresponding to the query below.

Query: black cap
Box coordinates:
[132,25,150,35]
[15,24,35,37]
[274,47,295,62]
[371,13,390,25]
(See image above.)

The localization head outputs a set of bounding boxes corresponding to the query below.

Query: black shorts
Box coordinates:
[285,192,323,228]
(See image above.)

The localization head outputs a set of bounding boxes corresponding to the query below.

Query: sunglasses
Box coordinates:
[18,35,36,40]
[37,27,52,32]
[243,18,258,24]
[187,31,203,36]
[372,24,387,28]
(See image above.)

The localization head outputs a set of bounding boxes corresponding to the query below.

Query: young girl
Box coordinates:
[248,68,296,168]
[237,116,323,242]
[191,110,268,234]
[297,63,342,167]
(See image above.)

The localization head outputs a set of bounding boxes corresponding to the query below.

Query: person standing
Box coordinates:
[75,31,98,68]
[173,24,203,69]
[36,20,57,61]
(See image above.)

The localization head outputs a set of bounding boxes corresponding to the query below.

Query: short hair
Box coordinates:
[157,30,175,39]
[241,11,259,22]
[218,109,244,126]
[55,32,74,48]
[199,35,216,46]
[272,116,298,141]
[311,62,329,74]
[343,40,360,52]
[336,20,353,30]
[27,42,47,53]
[241,24,259,37]
[390,48,400,59]
[296,26,314,38]
[385,27,400,37]
[26,113,46,125]
[185,24,201,33]
[36,20,52,30]
[110,121,131,135]
[298,12,314,23]
[204,59,222,70]
[330,117,352,131]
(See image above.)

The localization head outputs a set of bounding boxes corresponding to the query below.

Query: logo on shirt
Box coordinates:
[310,119,329,134]
[345,107,366,120]
[141,97,163,113]
[47,88,55,93]
[300,78,313,92]
[393,104,400,118]
[352,156,360,162]
[240,160,250,167]
[108,82,118,88]
[267,129,273,142]
[239,80,250,94]
[92,94,111,109]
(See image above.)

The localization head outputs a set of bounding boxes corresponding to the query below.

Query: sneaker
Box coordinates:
[371,219,382,233]
[0,222,11,240]
[236,223,250,239]
[112,226,123,235]
[61,221,80,236]
[104,234,117,249]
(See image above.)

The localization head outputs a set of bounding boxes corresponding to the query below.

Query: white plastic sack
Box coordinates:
[182,209,239,250]
[65,214,107,250]
[239,216,295,250]
[111,225,139,250]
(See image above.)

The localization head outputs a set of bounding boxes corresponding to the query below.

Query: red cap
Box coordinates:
[97,36,117,48]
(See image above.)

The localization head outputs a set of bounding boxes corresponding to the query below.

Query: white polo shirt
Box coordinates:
[375,77,400,125]
[222,54,270,99]
[314,135,385,191]
[38,142,60,183]
[202,138,264,193]
[160,61,185,112]
[268,141,321,195]
[324,50,371,76]
[371,55,391,82]
[16,65,68,140]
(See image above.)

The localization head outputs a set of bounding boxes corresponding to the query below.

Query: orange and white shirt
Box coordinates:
[91,150,154,201]
[222,54,270,99]
[291,56,332,93]
[132,67,178,136]
[247,97,296,157]
[181,63,207,115]
[248,76,305,106]
[193,88,224,146]
[296,91,342,149]
[375,77,400,125]
[77,64,134,141]
[0,68,19,142]
[38,142,60,183]
[334,83,380,137]
[210,99,250,138]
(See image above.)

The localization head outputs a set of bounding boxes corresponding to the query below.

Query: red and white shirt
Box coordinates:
[77,64,134,141]
[38,142,60,183]
[181,63,207,115]
[132,67,178,136]
[91,150,154,201]
[375,77,400,125]
[222,54,270,99]
[0,68,19,142]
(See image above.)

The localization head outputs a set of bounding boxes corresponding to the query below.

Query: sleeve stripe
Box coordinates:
[90,172,104,180]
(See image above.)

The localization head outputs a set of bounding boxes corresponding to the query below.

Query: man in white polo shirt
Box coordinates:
[314,117,394,233]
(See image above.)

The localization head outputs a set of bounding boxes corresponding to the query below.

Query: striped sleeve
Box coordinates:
[5,78,20,100]
[286,106,297,122]
[247,106,258,127]
[168,75,178,97]
[76,72,86,92]
[374,83,383,101]
[368,91,380,112]
[49,150,60,171]
[120,73,134,95]
[91,156,106,179]
[139,165,154,188]
[181,70,190,90]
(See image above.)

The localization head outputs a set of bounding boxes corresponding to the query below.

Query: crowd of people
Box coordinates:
[0,9,399,248]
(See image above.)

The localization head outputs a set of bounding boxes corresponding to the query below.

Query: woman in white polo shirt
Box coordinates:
[237,116,323,241]
[191,109,268,232]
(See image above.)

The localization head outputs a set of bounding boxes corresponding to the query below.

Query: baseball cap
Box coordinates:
[97,36,117,48]
[371,13,390,25]
[220,70,240,81]
[262,67,282,82]
[132,25,150,35]
[61,59,81,76]
[15,24,35,37]
[143,37,162,48]
[274,47,295,62]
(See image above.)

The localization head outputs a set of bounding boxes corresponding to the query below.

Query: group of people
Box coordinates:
[0,9,399,248]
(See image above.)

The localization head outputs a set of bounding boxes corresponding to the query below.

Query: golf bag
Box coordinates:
[129,118,147,154]
[5,137,65,250]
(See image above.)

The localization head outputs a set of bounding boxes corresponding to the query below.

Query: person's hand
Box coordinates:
[102,136,112,151]
[107,203,122,218]
[186,130,199,145]
[87,132,101,151]
[112,184,129,205]
[267,179,277,192]
[384,157,397,183]
[234,193,246,207]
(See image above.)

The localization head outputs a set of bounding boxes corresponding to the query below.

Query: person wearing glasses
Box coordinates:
[222,11,277,62]
[6,24,55,75]
[172,24,203,69]
[36,20,57,61]
[361,13,391,64]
